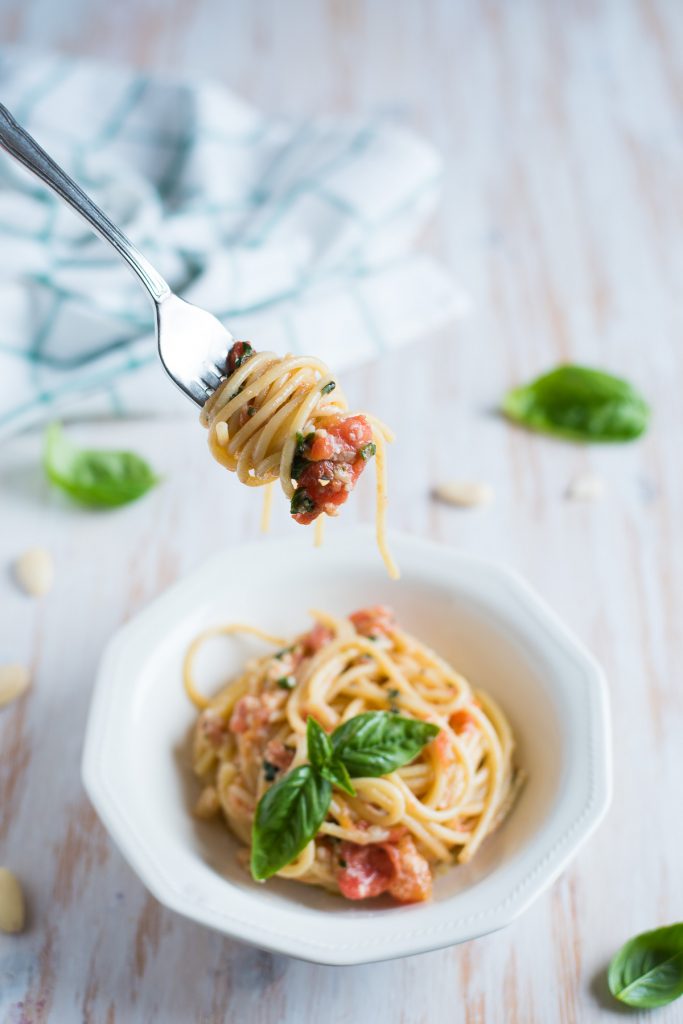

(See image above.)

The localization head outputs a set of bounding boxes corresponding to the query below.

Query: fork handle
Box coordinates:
[0,103,171,305]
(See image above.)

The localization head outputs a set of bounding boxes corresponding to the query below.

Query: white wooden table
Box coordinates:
[2,1,683,1021]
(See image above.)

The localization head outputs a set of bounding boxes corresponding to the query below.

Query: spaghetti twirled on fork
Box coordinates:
[200,342,397,577]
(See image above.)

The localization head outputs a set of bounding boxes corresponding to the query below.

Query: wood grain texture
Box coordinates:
[1,0,683,1021]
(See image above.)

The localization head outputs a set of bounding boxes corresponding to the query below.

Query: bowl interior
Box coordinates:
[116,539,571,917]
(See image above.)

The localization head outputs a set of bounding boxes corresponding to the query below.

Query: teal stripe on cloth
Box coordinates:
[29,291,63,362]
[0,349,159,430]
[106,385,125,416]
[0,219,49,240]
[37,199,59,243]
[307,183,367,224]
[93,77,148,145]
[158,128,195,202]
[244,123,376,249]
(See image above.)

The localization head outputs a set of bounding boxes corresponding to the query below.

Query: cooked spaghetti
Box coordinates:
[186,606,520,903]
[200,342,398,578]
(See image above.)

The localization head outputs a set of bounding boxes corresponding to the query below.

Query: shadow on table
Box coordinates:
[589,962,634,1017]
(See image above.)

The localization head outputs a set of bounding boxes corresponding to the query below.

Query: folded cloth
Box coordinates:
[0,48,467,437]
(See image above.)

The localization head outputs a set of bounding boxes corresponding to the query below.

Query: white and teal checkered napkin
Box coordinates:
[0,49,467,436]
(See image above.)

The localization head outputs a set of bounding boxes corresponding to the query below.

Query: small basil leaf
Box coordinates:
[250,765,332,880]
[290,489,316,515]
[608,924,683,1008]
[232,342,253,369]
[331,711,439,778]
[359,442,376,460]
[227,341,254,375]
[290,454,309,481]
[306,716,333,772]
[502,365,650,443]
[291,432,314,481]
[44,423,159,507]
[319,757,356,797]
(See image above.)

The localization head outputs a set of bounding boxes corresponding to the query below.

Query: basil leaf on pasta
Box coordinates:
[502,365,650,442]
[306,718,355,794]
[306,716,333,773]
[250,766,331,881]
[608,924,683,1008]
[319,758,356,797]
[331,712,439,778]
[44,423,159,507]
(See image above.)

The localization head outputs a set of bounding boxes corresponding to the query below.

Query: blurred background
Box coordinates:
[1,2,682,1022]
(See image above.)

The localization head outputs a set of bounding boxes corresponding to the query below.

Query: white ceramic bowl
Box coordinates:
[82,528,611,965]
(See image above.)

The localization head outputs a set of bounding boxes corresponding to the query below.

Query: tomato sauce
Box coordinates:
[291,415,376,524]
[336,835,432,904]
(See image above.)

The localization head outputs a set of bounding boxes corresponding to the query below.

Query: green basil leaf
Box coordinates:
[306,716,333,772]
[331,711,439,778]
[290,488,316,515]
[290,454,309,481]
[359,442,376,461]
[502,365,650,443]
[44,423,160,507]
[319,757,356,797]
[608,924,683,1008]
[306,720,356,795]
[290,431,314,481]
[250,765,332,880]
[231,342,253,370]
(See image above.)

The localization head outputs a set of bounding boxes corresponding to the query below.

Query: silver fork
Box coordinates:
[0,103,233,407]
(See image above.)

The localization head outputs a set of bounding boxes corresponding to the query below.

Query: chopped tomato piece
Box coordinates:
[229,695,270,736]
[301,622,334,654]
[336,836,432,903]
[383,836,433,903]
[336,842,395,900]
[308,415,373,462]
[226,341,254,376]
[450,707,478,734]
[386,825,409,842]
[291,414,375,525]
[198,708,228,748]
[292,459,364,524]
[263,740,295,772]
[431,729,452,766]
[349,606,396,638]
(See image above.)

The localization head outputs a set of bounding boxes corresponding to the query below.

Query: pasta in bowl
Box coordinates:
[186,608,522,904]
[82,528,611,964]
